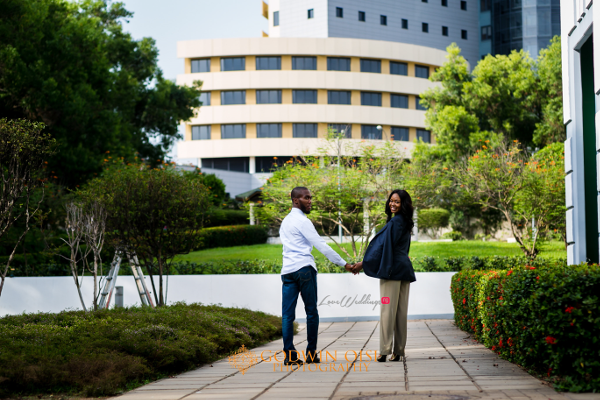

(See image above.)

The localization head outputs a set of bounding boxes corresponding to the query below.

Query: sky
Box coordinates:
[118,0,269,162]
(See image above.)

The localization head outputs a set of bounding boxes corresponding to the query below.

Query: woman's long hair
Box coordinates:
[385,189,415,230]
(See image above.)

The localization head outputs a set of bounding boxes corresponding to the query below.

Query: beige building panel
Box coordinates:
[185,124,192,141]
[247,89,256,105]
[282,55,292,70]
[210,57,219,73]
[382,93,391,108]
[247,123,257,139]
[318,123,329,138]
[317,89,327,104]
[282,89,292,104]
[382,125,392,140]
[382,59,390,74]
[212,124,221,140]
[351,90,361,105]
[246,56,256,71]
[350,57,360,72]
[184,58,191,74]
[211,90,221,106]
[317,55,327,70]
[407,62,415,77]
[282,123,293,138]
[409,95,416,109]
[409,127,417,142]
[351,124,361,139]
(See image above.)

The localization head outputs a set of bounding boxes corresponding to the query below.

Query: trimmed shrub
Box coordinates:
[196,225,268,250]
[451,263,600,392]
[418,208,450,239]
[205,208,249,227]
[441,230,463,241]
[170,259,351,275]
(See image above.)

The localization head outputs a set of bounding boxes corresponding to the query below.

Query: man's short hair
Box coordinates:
[291,186,309,200]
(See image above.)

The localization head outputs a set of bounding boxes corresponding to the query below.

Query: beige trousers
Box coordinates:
[379,279,410,356]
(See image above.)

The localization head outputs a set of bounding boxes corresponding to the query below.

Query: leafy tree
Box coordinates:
[80,163,211,306]
[0,0,203,186]
[0,118,55,298]
[182,167,227,206]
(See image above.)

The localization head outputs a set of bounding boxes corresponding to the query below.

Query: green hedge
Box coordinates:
[204,208,249,227]
[451,263,600,392]
[0,303,283,397]
[169,259,351,275]
[197,225,268,250]
[412,255,565,272]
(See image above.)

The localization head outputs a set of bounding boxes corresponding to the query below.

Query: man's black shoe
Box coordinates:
[305,354,320,364]
[284,358,304,365]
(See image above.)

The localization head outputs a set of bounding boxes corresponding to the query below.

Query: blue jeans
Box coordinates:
[281,266,319,360]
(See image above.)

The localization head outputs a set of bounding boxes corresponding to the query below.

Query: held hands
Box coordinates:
[344,262,363,275]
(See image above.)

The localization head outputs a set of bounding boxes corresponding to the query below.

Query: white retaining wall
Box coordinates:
[0,272,456,321]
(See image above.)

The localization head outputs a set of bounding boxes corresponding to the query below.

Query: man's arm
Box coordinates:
[301,219,352,269]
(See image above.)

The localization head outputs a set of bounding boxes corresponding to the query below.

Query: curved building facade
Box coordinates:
[176,37,447,196]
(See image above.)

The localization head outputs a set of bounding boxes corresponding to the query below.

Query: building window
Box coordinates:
[273,11,279,26]
[191,58,210,73]
[328,124,352,138]
[358,11,366,21]
[442,0,448,6]
[481,25,492,40]
[391,94,409,108]
[221,124,246,139]
[415,64,430,79]
[192,125,211,140]
[392,127,409,141]
[361,92,382,106]
[328,90,351,105]
[360,59,381,73]
[402,19,408,29]
[307,8,314,18]
[257,123,282,138]
[293,90,318,104]
[442,26,449,36]
[256,56,281,70]
[481,0,491,11]
[293,123,318,138]
[327,57,351,71]
[221,57,245,71]
[461,0,467,9]
[422,23,429,33]
[416,96,427,110]
[390,61,408,75]
[380,15,387,25]
[362,125,382,140]
[256,156,294,172]
[256,90,282,104]
[221,90,246,105]
[199,92,211,106]
[461,29,468,39]
[292,56,317,70]
[422,0,428,3]
[417,129,431,143]
[336,7,343,17]
[202,157,249,172]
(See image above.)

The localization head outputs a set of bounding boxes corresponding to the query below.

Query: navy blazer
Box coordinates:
[362,214,416,282]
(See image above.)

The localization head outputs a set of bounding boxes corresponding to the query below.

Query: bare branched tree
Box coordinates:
[81,201,107,310]
[60,202,89,311]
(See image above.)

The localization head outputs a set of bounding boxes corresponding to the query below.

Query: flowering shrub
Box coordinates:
[196,225,268,250]
[451,263,600,392]
[0,303,283,396]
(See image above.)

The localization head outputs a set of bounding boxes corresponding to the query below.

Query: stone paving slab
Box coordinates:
[113,320,600,400]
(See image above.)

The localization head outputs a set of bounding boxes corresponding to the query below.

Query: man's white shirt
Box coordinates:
[279,208,347,275]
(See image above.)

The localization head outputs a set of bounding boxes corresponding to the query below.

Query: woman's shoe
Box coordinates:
[377,355,387,362]
[389,354,402,362]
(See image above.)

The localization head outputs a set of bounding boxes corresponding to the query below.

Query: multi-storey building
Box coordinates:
[560,0,598,265]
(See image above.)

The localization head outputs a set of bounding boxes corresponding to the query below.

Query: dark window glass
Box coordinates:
[293,90,317,104]
[273,11,279,26]
[328,124,352,138]
[362,125,382,140]
[416,96,427,110]
[221,124,246,139]
[293,123,318,138]
[257,123,282,138]
[461,29,468,39]
[417,129,431,143]
[358,11,366,21]
[392,127,409,141]
[481,25,492,40]
[380,15,387,25]
[360,59,381,73]
[422,22,429,33]
[336,7,343,17]
[199,92,211,106]
[221,90,246,105]
[221,57,245,71]
[422,0,428,3]
[442,26,449,36]
[327,57,351,71]
[256,90,282,104]
[361,92,382,106]
[415,65,430,78]
[391,94,409,108]
[390,61,408,75]
[461,0,467,9]
[480,0,491,11]
[308,8,314,18]
[256,56,281,70]
[292,56,317,70]
[442,0,448,6]
[328,90,351,105]
[402,19,408,29]
[192,125,211,140]
[191,58,210,73]
[202,157,249,172]
[256,156,294,172]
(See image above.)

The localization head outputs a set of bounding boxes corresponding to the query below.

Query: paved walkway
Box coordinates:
[114,320,599,400]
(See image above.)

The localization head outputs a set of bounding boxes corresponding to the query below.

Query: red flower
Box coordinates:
[536,276,540,281]
[507,270,513,276]
[565,306,575,313]
[545,336,557,345]
[529,266,536,270]
[491,345,496,351]
[547,367,552,377]
[463,298,466,304]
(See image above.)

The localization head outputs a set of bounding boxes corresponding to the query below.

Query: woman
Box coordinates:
[352,189,416,362]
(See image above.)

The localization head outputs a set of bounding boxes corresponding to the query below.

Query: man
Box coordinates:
[279,186,353,365]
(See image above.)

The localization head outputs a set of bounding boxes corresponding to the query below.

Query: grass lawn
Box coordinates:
[177,240,567,264]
